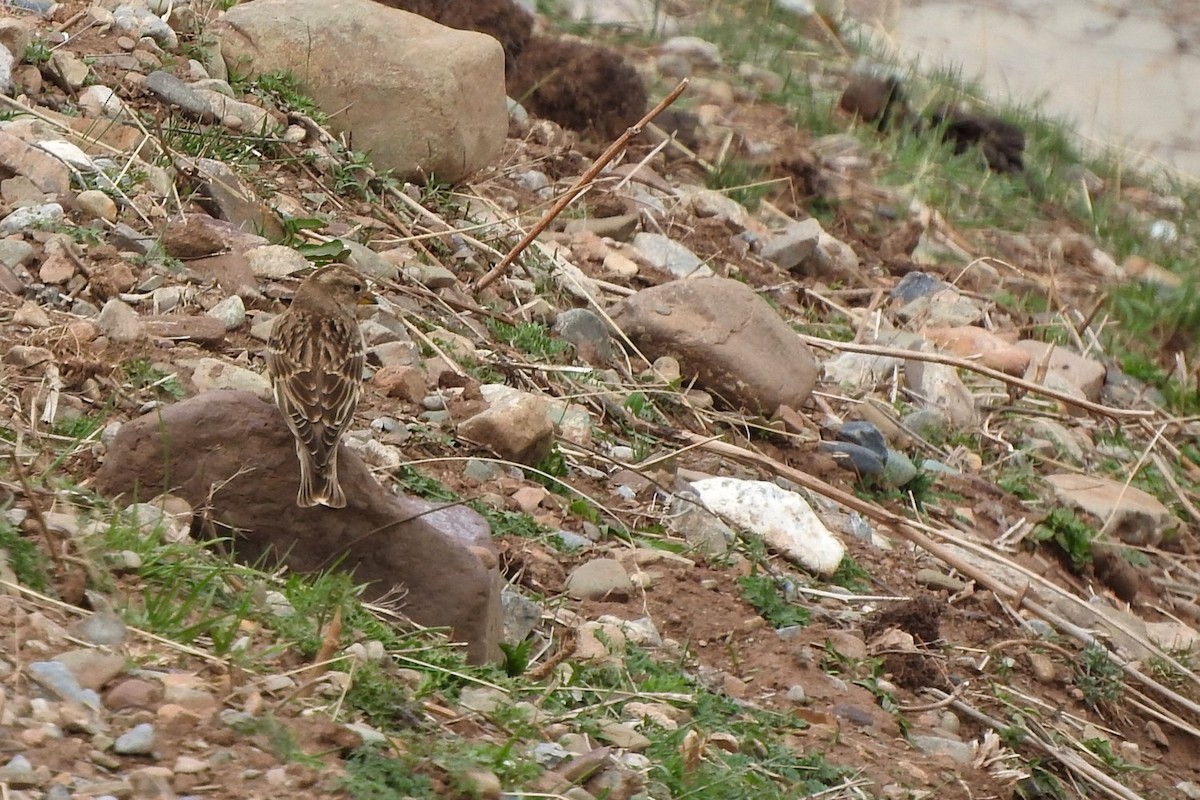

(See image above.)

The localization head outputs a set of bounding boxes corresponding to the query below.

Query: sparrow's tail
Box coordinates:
[296,447,346,508]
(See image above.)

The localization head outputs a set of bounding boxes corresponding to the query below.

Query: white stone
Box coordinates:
[689,478,844,574]
[187,357,272,400]
[245,244,310,278]
[206,295,246,330]
[79,85,133,120]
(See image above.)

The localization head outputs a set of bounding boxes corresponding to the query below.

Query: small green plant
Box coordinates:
[103,523,254,655]
[394,465,458,502]
[1015,766,1070,800]
[531,445,570,493]
[226,714,323,766]
[1074,643,1124,709]
[1082,736,1150,773]
[707,156,772,210]
[343,747,437,800]
[51,414,104,440]
[498,638,533,678]
[738,572,810,629]
[996,461,1039,500]
[330,147,393,200]
[247,71,327,121]
[121,358,186,399]
[0,518,50,591]
[24,40,52,64]
[486,320,569,361]
[829,556,871,592]
[1030,508,1096,571]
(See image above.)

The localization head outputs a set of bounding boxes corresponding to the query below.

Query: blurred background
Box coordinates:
[844,0,1200,179]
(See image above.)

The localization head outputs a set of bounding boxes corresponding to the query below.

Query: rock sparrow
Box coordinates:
[267,264,371,508]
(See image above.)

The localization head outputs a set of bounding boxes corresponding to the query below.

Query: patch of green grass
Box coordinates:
[623,391,664,424]
[1082,736,1151,774]
[24,40,52,65]
[531,445,571,493]
[829,556,871,592]
[1030,508,1095,571]
[156,113,279,164]
[0,517,50,591]
[1074,644,1124,709]
[486,319,569,361]
[51,414,104,440]
[42,221,106,246]
[121,358,186,399]
[545,644,849,799]
[707,157,772,210]
[246,70,327,121]
[225,714,323,766]
[472,505,550,540]
[1016,766,1071,800]
[394,465,458,502]
[100,520,254,655]
[738,572,810,629]
[343,747,437,800]
[996,461,1039,501]
[343,661,420,730]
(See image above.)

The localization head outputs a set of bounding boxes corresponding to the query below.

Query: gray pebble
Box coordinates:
[836,421,887,459]
[27,660,101,709]
[113,722,156,755]
[881,449,918,487]
[463,458,501,482]
[891,271,952,303]
[0,203,65,236]
[206,295,246,330]
[819,441,885,476]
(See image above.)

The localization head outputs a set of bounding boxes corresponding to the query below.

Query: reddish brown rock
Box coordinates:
[140,315,228,343]
[163,213,270,256]
[104,678,163,711]
[609,277,819,415]
[0,130,71,197]
[94,391,502,663]
[923,326,1031,376]
[88,260,137,300]
[1017,340,1106,401]
[373,364,427,403]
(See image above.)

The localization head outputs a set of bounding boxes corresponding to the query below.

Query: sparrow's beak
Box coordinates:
[358,291,377,306]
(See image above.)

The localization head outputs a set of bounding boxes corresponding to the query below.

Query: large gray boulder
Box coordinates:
[216,0,507,183]
[94,391,502,664]
[610,277,819,415]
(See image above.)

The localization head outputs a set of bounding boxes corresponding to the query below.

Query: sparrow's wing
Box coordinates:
[267,311,364,471]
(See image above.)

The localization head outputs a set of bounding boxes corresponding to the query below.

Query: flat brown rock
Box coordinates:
[140,315,228,343]
[609,276,819,415]
[94,391,502,663]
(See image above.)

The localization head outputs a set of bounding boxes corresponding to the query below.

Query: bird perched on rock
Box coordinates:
[267,264,371,508]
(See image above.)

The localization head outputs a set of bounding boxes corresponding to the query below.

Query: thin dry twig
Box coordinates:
[800,334,1155,419]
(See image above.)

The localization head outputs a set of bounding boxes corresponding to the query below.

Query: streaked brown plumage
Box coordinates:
[267,264,369,508]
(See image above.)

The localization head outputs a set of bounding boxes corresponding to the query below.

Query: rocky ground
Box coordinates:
[1,1,1200,800]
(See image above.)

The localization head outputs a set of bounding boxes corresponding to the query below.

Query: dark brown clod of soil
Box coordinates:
[883,651,948,692]
[839,74,912,132]
[1091,544,1143,603]
[510,35,649,140]
[932,104,1027,173]
[863,595,945,645]
[372,0,534,67]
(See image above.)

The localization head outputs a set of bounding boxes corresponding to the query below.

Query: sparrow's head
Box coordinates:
[305,264,374,308]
